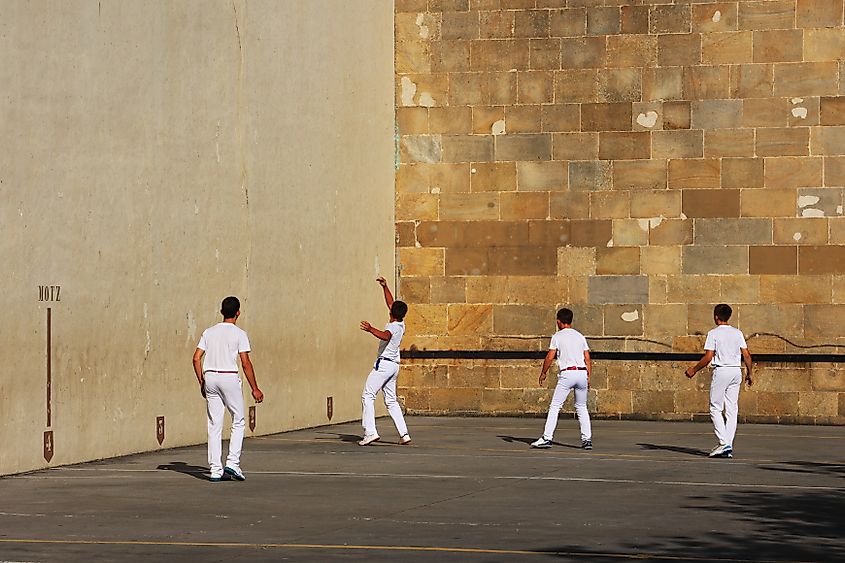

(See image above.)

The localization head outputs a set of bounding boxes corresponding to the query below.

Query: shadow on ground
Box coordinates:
[540,488,845,561]
[498,435,580,449]
[637,443,708,457]
[156,461,209,481]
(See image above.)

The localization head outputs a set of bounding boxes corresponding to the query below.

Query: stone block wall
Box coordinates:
[394,0,845,423]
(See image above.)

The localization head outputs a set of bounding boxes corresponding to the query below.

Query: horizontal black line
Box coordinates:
[402,350,845,363]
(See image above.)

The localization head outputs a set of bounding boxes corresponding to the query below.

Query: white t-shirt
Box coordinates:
[549,327,589,371]
[197,322,251,373]
[376,321,405,362]
[704,324,747,368]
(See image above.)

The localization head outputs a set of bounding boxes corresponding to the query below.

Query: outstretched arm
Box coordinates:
[685,350,714,378]
[377,276,394,310]
[360,321,392,341]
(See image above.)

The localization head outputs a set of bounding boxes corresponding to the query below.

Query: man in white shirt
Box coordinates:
[192,296,264,481]
[531,308,593,450]
[685,303,753,458]
[358,277,411,446]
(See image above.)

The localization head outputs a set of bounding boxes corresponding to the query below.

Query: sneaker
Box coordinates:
[399,434,412,445]
[708,444,728,458]
[358,434,380,446]
[530,437,552,449]
[224,466,246,481]
[210,475,223,482]
[581,439,593,450]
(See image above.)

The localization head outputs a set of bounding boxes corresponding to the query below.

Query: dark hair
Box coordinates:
[557,307,574,325]
[391,300,408,321]
[221,296,240,319]
[714,303,732,322]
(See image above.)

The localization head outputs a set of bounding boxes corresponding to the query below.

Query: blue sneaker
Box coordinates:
[224,466,246,481]
[723,445,733,458]
[530,437,552,449]
[210,476,223,482]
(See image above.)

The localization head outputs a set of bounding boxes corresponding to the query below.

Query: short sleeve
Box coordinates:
[239,331,251,353]
[549,335,557,350]
[704,330,716,351]
[581,334,589,351]
[197,332,207,351]
[738,331,748,349]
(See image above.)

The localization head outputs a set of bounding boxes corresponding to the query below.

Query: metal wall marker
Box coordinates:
[249,406,256,431]
[156,416,165,445]
[43,431,54,462]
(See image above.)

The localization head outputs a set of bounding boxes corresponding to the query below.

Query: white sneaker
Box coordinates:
[399,434,412,445]
[708,444,728,458]
[358,434,380,446]
[530,437,552,449]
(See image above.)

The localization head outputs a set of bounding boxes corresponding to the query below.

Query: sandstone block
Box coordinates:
[515,9,550,39]
[582,103,633,132]
[569,304,604,336]
[447,304,493,335]
[632,102,663,132]
[811,126,845,156]
[683,246,748,275]
[551,192,590,219]
[674,390,710,414]
[552,132,598,160]
[633,390,674,413]
[721,274,761,303]
[550,7,586,37]
[669,159,721,189]
[489,246,557,275]
[399,248,445,277]
[541,104,580,133]
[496,134,552,161]
[442,11,479,41]
[397,107,429,136]
[663,101,691,130]
[598,68,643,104]
[621,5,649,34]
[587,6,620,36]
[730,63,773,98]
[738,0,795,30]
[560,36,605,69]
[439,192,499,220]
[613,161,668,191]
[395,0,428,12]
[432,40,471,73]
[479,10,514,39]
[596,247,640,276]
[693,3,738,32]
[529,220,571,246]
[798,391,839,417]
[774,62,839,97]
[653,130,703,159]
[506,276,569,305]
[501,192,550,220]
[472,106,505,135]
[397,193,439,221]
[790,96,821,127]
[756,127,810,157]
[505,105,542,134]
[643,67,684,102]
[650,219,693,246]
[606,35,657,68]
[570,219,613,247]
[799,246,845,274]
[749,246,798,275]
[643,303,686,338]
[517,161,566,191]
[431,164,472,194]
[630,190,680,218]
[405,303,449,337]
[742,98,788,128]
[517,71,554,104]
[569,161,612,191]
[658,33,701,67]
[588,275,649,304]
[397,222,417,248]
[764,157,823,189]
[753,30,803,64]
[722,158,764,189]
[430,107,473,135]
[604,304,644,336]
[465,275,508,303]
[650,4,691,34]
[482,71,517,105]
[471,39,530,72]
[595,390,633,414]
[446,247,489,276]
[555,69,599,103]
[397,164,430,195]
[797,0,845,28]
[756,392,799,416]
[820,97,845,127]
[494,304,554,335]
[471,162,517,192]
[694,218,772,246]
[682,189,741,218]
[612,219,650,246]
[691,99,742,130]
[805,28,845,61]
[590,192,629,222]
[429,388,482,412]
[558,247,596,276]
[811,367,845,391]
[396,41,432,74]
[642,247,681,276]
[599,132,651,160]
[805,304,845,336]
[736,304,804,338]
[773,218,829,245]
[401,135,443,164]
[449,72,484,106]
[760,275,832,304]
[441,135,493,163]
[705,129,756,157]
[702,31,752,64]
[684,65,730,100]
[430,276,467,304]
[399,276,431,304]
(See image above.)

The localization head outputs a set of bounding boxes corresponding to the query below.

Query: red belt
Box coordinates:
[206,370,238,374]
[561,366,586,371]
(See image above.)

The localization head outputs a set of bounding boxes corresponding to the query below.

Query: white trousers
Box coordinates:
[205,373,245,477]
[362,359,408,438]
[543,370,591,442]
[710,367,742,446]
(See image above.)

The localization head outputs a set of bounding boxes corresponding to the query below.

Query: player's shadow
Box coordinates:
[637,443,709,457]
[758,461,845,478]
[498,435,580,449]
[315,431,363,443]
[156,461,211,481]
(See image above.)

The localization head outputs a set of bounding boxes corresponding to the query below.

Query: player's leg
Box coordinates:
[723,370,742,451]
[381,364,410,443]
[219,376,246,478]
[361,364,384,444]
[573,371,592,448]
[204,375,226,480]
[539,375,572,442]
[709,369,730,456]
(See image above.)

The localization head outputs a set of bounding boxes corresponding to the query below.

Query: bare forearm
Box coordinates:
[383,285,394,309]
[243,362,259,392]
[193,359,203,383]
[541,356,554,376]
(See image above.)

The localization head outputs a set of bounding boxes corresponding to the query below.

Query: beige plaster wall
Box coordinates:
[0,0,396,475]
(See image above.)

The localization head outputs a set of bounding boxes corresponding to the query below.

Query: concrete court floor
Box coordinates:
[0,416,843,562]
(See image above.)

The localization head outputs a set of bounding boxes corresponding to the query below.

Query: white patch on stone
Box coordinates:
[431,187,441,194]
[792,107,808,119]
[638,219,651,232]
[798,195,820,207]
[838,205,843,215]
[636,111,658,128]
[374,254,380,276]
[606,238,614,248]
[491,119,506,135]
[400,76,417,107]
[793,232,802,241]
[415,13,430,39]
[187,310,197,342]
[638,216,664,231]
[801,208,825,218]
[194,203,200,215]
[418,92,436,107]
[680,213,688,220]
[621,310,640,322]
[143,303,148,319]
[791,98,804,104]
[471,168,477,173]
[712,10,721,23]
